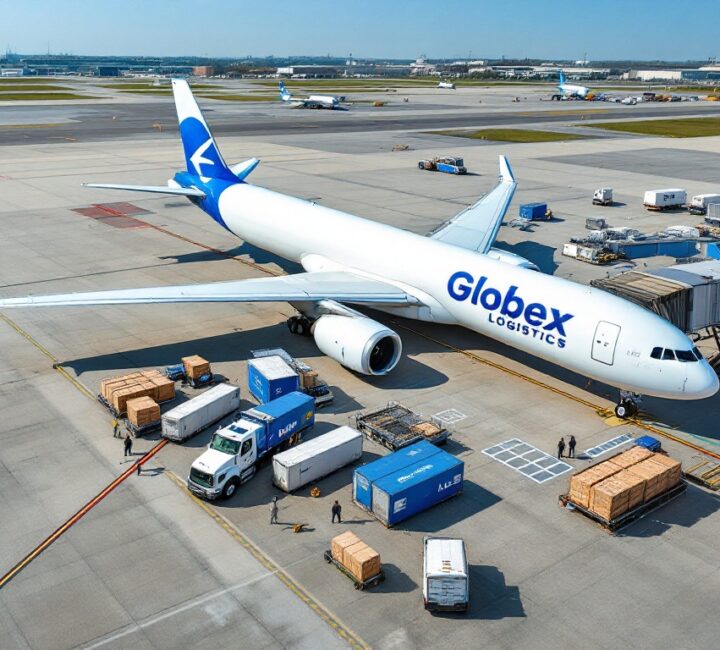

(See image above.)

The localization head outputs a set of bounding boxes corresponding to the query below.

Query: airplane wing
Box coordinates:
[83,183,206,198]
[428,156,516,254]
[0,271,419,308]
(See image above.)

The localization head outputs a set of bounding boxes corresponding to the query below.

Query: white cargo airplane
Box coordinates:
[556,71,590,99]
[278,81,343,110]
[1,80,717,417]
[438,81,456,90]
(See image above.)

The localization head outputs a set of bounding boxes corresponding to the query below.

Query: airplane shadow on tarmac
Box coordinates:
[618,484,720,538]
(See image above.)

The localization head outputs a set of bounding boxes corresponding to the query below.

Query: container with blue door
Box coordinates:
[246,391,315,456]
[248,355,299,404]
[353,440,444,510]
[519,202,548,221]
[371,451,464,526]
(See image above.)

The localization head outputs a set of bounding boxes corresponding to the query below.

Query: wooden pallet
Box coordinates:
[684,458,720,491]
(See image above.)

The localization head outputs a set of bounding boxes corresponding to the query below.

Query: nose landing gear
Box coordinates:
[615,391,641,419]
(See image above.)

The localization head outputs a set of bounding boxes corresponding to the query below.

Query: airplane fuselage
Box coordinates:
[211,182,717,400]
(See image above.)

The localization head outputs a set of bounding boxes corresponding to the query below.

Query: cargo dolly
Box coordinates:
[353,402,449,451]
[559,480,687,534]
[684,457,720,491]
[125,419,161,437]
[97,393,174,419]
[323,550,385,590]
[164,363,214,389]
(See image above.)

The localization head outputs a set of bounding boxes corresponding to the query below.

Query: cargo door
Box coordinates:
[427,577,467,606]
[592,321,620,365]
[372,486,389,522]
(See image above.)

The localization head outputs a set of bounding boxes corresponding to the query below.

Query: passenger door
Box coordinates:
[592,321,621,365]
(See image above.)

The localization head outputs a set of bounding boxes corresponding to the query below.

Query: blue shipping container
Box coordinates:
[370,450,464,526]
[248,391,315,457]
[353,440,443,510]
[519,203,547,220]
[248,356,299,404]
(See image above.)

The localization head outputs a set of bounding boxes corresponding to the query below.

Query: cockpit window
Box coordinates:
[662,349,676,361]
[650,347,663,359]
[675,349,696,362]
[693,347,703,361]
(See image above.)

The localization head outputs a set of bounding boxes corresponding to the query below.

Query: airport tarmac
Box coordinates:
[2,86,720,649]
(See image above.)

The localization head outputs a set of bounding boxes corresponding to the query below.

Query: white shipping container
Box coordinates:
[643,189,687,208]
[272,425,363,492]
[691,193,720,209]
[423,537,469,612]
[162,383,241,441]
[562,243,578,258]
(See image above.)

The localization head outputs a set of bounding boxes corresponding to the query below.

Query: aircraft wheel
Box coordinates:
[614,400,637,419]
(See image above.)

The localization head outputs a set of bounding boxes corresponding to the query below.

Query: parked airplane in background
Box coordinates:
[438,81,456,90]
[555,71,590,99]
[1,80,717,417]
[278,80,344,109]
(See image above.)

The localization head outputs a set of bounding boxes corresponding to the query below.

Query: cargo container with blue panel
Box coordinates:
[353,440,443,510]
[248,391,315,457]
[519,202,547,221]
[247,355,299,404]
[370,450,464,526]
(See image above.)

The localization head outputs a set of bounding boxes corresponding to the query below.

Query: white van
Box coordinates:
[423,537,469,612]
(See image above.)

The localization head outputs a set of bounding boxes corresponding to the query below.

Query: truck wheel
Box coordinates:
[222,478,240,499]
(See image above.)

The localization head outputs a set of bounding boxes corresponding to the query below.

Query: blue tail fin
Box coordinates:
[559,71,565,86]
[279,80,291,101]
[171,79,237,183]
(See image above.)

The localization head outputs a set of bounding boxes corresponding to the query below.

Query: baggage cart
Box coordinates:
[353,402,449,451]
[323,550,385,590]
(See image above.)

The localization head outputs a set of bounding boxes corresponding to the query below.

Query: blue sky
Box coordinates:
[4,0,719,60]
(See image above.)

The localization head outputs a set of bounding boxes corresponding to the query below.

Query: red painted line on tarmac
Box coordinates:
[0,438,169,590]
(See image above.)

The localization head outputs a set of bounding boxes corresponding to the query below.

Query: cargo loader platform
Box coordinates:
[353,402,449,451]
[559,480,688,533]
[684,457,720,491]
[323,550,385,590]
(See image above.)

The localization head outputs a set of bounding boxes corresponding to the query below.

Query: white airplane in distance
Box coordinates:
[438,81,456,90]
[1,79,717,418]
[556,71,590,99]
[278,80,344,110]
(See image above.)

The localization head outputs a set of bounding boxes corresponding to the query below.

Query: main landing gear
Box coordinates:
[287,315,312,337]
[615,391,641,419]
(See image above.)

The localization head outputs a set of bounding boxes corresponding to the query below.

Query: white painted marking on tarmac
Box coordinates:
[584,434,633,458]
[434,408,466,424]
[80,555,308,649]
[482,439,572,484]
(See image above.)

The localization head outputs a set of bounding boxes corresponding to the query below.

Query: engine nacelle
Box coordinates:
[312,315,402,376]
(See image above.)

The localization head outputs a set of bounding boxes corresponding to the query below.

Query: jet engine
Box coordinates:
[312,315,402,376]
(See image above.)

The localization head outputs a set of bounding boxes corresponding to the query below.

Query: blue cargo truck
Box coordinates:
[247,355,299,404]
[353,441,464,526]
[187,391,315,500]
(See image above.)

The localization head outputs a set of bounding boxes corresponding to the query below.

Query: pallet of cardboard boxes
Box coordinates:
[182,355,213,388]
[126,396,162,435]
[561,446,686,531]
[325,531,384,590]
[98,369,175,416]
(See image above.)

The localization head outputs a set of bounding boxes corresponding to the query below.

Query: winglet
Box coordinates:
[499,155,515,184]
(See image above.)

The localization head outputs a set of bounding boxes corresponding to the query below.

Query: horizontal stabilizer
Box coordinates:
[229,158,260,181]
[83,183,206,198]
[0,272,419,309]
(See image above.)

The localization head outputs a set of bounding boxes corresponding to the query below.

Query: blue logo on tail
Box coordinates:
[179,118,236,183]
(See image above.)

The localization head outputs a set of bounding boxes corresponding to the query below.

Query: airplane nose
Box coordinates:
[687,363,720,399]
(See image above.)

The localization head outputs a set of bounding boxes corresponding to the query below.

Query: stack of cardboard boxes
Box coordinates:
[182,355,211,383]
[331,531,381,583]
[299,368,318,390]
[568,446,682,521]
[126,396,161,429]
[100,370,175,414]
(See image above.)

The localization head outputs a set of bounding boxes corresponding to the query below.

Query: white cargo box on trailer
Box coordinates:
[643,189,686,209]
[423,537,469,612]
[691,193,720,209]
[272,425,363,492]
[162,383,241,442]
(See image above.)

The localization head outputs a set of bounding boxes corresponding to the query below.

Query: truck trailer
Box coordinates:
[689,193,720,215]
[161,383,240,442]
[272,425,363,492]
[423,537,469,612]
[187,391,315,499]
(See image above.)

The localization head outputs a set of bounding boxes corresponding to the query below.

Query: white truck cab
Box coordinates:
[188,421,259,500]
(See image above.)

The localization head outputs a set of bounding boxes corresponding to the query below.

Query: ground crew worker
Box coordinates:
[568,435,577,458]
[112,418,120,438]
[331,500,342,524]
[270,497,279,524]
[124,434,133,457]
[557,437,566,459]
